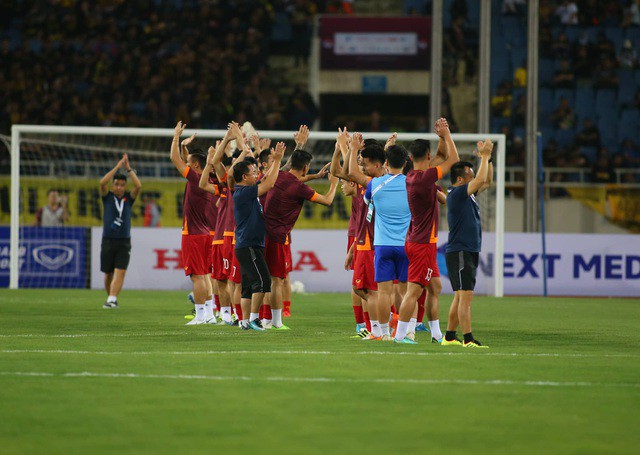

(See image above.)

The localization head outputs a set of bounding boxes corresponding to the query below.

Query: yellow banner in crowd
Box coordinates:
[0,178,352,229]
[567,185,640,232]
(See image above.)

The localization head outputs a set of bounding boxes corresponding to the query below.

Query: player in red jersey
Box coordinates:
[344,130,387,340]
[170,121,217,325]
[262,131,339,329]
[394,118,460,344]
[331,138,368,334]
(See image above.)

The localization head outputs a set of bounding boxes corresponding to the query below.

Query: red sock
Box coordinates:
[259,305,265,319]
[352,305,365,324]
[283,300,291,311]
[390,304,398,315]
[363,311,372,332]
[417,290,427,323]
[214,294,221,312]
[234,304,243,321]
[263,304,272,320]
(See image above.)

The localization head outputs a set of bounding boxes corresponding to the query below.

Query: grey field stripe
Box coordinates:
[0,371,638,389]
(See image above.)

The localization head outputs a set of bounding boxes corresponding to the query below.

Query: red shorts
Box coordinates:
[265,237,291,279]
[212,242,228,281]
[229,247,241,284]
[352,249,377,291]
[406,242,440,287]
[182,234,211,276]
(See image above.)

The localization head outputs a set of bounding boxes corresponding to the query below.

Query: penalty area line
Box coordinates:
[0,371,638,389]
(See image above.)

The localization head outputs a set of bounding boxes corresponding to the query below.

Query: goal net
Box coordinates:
[3,126,504,296]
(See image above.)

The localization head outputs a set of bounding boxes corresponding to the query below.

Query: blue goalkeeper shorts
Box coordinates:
[374,245,409,283]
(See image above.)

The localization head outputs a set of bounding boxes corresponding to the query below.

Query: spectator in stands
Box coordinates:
[575,119,601,148]
[502,0,526,16]
[594,57,620,89]
[551,33,573,60]
[591,155,616,183]
[491,82,512,118]
[143,195,161,228]
[34,189,70,227]
[622,1,640,27]
[594,31,617,61]
[620,138,640,165]
[551,98,576,130]
[290,0,316,67]
[514,60,527,88]
[445,16,476,85]
[553,59,576,88]
[513,94,526,126]
[556,1,579,25]
[579,0,604,25]
[619,39,638,69]
[539,0,555,26]
[362,110,389,133]
[574,44,594,84]
[539,26,554,58]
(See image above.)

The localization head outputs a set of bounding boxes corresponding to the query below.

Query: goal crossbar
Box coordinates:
[9,124,505,296]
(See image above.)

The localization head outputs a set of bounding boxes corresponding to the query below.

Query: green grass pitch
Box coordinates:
[0,289,638,454]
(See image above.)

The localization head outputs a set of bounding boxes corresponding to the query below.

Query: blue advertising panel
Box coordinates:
[0,227,88,288]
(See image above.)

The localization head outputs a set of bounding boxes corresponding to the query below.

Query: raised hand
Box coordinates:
[181,132,197,147]
[294,124,310,148]
[207,146,216,165]
[435,118,450,138]
[478,139,494,157]
[350,132,364,152]
[122,153,131,171]
[336,127,350,149]
[273,141,286,161]
[260,138,271,152]
[318,162,331,177]
[174,121,186,138]
[384,132,398,151]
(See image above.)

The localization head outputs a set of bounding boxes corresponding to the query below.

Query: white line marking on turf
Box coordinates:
[1,349,638,359]
[0,371,638,389]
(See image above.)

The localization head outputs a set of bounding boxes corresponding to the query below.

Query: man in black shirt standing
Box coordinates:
[99,154,142,308]
[232,142,284,331]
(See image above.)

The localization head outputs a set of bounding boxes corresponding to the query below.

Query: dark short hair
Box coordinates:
[233,160,254,183]
[403,159,414,175]
[222,154,233,167]
[450,161,473,183]
[360,144,385,165]
[113,173,127,182]
[408,139,430,159]
[363,138,384,149]
[189,151,207,169]
[386,145,408,169]
[290,149,313,171]
[243,156,258,167]
[259,149,271,164]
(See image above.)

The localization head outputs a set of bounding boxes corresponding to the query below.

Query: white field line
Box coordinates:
[0,349,639,359]
[0,371,638,389]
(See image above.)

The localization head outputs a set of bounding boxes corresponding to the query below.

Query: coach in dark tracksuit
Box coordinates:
[99,154,142,309]
[231,142,284,331]
[443,139,493,348]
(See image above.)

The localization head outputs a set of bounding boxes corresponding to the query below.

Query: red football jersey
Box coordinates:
[181,167,214,236]
[206,172,220,236]
[347,191,360,238]
[213,180,229,242]
[263,171,317,244]
[405,167,443,244]
[353,179,374,251]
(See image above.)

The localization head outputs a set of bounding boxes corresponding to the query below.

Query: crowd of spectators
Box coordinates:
[493,0,640,183]
[0,0,326,136]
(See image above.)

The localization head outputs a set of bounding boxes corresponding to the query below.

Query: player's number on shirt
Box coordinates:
[425,268,433,282]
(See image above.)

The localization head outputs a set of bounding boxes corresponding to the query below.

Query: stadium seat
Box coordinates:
[595,89,617,112]
[575,87,596,120]
[625,27,640,45]
[513,127,526,141]
[554,128,575,148]
[539,59,555,87]
[510,46,528,71]
[605,27,624,50]
[271,12,292,42]
[620,108,640,125]
[539,126,554,147]
[597,115,618,146]
[618,70,636,105]
[538,88,554,116]
[579,146,598,164]
[554,89,575,106]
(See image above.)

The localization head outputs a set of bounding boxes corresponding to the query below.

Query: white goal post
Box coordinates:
[9,124,505,296]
